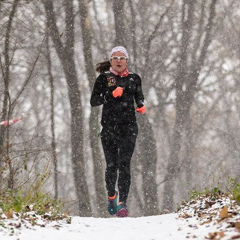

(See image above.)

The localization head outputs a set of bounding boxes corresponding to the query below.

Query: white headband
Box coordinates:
[109,46,129,60]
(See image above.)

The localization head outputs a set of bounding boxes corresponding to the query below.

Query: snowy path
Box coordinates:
[0,213,212,240]
[2,194,240,239]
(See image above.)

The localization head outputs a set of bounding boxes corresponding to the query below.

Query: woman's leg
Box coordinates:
[101,125,119,197]
[118,123,138,203]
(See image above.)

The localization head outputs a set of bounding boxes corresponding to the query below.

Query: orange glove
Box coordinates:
[112,87,123,98]
[136,105,146,114]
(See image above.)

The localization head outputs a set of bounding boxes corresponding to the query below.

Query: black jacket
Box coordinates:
[90,71,144,126]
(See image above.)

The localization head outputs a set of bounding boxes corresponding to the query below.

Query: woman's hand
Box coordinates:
[136,105,146,114]
[112,87,124,98]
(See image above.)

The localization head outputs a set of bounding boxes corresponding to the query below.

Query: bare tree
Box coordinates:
[77,0,107,216]
[43,0,91,216]
[0,0,46,191]
[0,0,22,189]
[112,0,159,215]
[45,31,58,200]
[212,0,240,181]
[162,0,218,211]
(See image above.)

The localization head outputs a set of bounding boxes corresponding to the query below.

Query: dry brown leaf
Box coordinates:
[231,235,240,239]
[235,222,240,231]
[206,200,216,206]
[4,208,13,219]
[220,206,228,219]
[207,231,225,239]
[207,232,216,239]
[197,212,208,218]
[218,231,225,238]
[178,213,192,219]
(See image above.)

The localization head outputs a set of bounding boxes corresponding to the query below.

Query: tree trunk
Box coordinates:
[43,0,91,216]
[113,0,127,46]
[138,116,159,215]
[112,0,159,215]
[45,32,58,200]
[78,0,107,216]
[0,0,20,190]
[162,0,217,211]
[162,0,196,211]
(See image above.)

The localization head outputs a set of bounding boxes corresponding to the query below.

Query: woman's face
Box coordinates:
[110,51,128,73]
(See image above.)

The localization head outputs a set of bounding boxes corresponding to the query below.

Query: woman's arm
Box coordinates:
[134,74,144,107]
[90,75,105,107]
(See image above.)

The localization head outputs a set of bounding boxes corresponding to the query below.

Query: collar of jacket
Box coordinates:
[110,67,129,77]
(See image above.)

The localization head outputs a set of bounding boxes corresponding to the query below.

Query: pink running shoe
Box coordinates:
[116,202,128,217]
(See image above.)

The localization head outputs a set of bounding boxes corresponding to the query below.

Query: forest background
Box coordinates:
[0,0,239,217]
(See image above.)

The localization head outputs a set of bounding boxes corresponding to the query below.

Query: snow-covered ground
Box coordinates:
[1,194,240,240]
[0,213,210,240]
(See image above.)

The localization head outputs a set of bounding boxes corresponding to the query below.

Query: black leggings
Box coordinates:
[101,123,138,203]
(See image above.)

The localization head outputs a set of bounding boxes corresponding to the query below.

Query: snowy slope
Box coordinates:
[1,194,240,240]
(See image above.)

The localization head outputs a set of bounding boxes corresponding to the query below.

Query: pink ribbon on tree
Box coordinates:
[0,115,23,126]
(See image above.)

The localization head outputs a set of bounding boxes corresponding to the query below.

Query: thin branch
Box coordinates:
[11,35,46,111]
